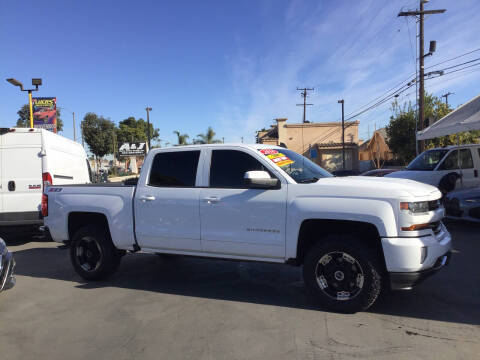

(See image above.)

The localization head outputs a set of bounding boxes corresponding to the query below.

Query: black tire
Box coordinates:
[303,234,383,313]
[70,225,121,281]
[438,172,460,195]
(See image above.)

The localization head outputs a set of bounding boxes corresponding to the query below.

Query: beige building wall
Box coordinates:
[257,118,360,171]
[277,121,359,156]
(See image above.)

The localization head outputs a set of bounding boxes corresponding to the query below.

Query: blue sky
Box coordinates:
[1,0,480,146]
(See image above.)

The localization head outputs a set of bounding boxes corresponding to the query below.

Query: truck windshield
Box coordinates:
[406,149,449,171]
[258,148,332,183]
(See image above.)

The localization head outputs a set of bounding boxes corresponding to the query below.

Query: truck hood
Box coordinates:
[307,176,441,200]
[385,170,437,186]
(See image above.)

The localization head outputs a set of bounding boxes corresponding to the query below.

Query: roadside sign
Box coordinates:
[118,142,146,157]
[33,97,57,133]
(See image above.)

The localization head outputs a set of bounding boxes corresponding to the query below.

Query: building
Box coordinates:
[358,128,394,169]
[256,118,360,171]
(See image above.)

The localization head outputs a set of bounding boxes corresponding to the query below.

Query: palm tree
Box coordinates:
[173,130,189,146]
[195,126,222,144]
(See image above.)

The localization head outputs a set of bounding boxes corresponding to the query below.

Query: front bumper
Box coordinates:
[390,251,451,290]
[0,242,16,292]
[381,222,452,290]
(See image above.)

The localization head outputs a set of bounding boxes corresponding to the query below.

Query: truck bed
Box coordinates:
[46,184,137,249]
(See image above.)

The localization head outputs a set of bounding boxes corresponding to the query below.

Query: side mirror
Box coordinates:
[244,171,279,189]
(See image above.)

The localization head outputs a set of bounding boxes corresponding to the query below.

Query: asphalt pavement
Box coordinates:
[1,221,479,360]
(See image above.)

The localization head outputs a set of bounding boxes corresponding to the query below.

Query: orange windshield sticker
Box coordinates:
[260,149,294,167]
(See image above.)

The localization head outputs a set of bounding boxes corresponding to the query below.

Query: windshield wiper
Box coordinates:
[298,177,319,184]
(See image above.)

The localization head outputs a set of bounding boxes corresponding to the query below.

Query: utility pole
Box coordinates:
[73,112,76,142]
[80,121,85,148]
[145,107,152,150]
[296,87,314,123]
[338,99,345,170]
[442,92,454,107]
[398,1,446,153]
[241,137,243,143]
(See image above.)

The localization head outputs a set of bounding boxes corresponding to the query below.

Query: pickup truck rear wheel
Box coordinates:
[303,235,382,313]
[70,225,121,281]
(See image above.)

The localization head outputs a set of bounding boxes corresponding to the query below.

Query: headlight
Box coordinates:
[400,201,429,213]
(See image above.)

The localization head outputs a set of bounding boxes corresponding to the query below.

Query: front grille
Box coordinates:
[428,200,440,211]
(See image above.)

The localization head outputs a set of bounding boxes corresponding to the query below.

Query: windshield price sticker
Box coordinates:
[260,149,294,167]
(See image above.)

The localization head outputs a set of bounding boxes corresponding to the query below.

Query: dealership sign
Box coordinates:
[33,97,57,133]
[118,142,146,157]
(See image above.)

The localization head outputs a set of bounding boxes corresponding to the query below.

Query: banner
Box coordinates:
[118,142,147,157]
[33,97,57,133]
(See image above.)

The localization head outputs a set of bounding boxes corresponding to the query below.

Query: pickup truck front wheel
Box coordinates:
[70,225,121,281]
[303,235,382,313]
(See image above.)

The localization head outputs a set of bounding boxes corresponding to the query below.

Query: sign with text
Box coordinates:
[118,142,147,157]
[33,97,57,133]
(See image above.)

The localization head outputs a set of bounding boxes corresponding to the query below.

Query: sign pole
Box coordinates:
[28,91,34,128]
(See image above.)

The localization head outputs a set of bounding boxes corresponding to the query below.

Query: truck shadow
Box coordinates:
[11,221,480,326]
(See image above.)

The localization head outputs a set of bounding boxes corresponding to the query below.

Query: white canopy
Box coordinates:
[417,93,480,140]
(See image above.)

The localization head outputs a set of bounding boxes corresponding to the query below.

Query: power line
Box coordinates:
[425,47,480,70]
[343,56,480,121]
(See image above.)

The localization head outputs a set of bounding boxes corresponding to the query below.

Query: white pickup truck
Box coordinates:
[44,144,452,312]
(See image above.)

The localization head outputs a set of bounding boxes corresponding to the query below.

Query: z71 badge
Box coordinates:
[48,187,63,192]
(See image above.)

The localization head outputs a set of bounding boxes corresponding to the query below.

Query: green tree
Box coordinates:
[194,126,222,144]
[82,112,115,169]
[115,116,159,147]
[173,130,189,146]
[386,93,480,164]
[16,104,63,132]
[386,101,417,165]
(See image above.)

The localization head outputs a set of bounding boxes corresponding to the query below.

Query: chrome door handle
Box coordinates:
[139,195,156,202]
[203,196,220,204]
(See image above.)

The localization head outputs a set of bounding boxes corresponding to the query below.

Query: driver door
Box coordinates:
[199,149,287,259]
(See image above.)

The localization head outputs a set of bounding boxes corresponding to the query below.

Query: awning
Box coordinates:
[417,93,480,140]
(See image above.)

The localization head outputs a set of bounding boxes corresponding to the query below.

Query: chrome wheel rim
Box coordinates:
[75,236,103,272]
[315,251,364,301]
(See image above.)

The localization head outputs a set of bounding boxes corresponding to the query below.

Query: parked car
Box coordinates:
[0,128,91,233]
[44,144,451,312]
[444,187,480,223]
[386,144,480,194]
[360,169,400,177]
[0,237,15,292]
[331,169,362,177]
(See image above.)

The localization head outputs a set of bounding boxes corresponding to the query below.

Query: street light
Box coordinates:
[337,99,345,170]
[6,78,42,128]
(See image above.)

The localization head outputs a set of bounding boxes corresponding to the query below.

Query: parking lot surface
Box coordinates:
[1,222,479,360]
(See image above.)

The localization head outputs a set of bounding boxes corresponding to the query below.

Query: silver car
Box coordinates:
[444,188,480,223]
[0,237,15,291]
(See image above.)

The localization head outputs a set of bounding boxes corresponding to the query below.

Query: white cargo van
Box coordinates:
[0,128,90,229]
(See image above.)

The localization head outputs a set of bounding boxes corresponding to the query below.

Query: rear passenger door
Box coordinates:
[134,149,203,252]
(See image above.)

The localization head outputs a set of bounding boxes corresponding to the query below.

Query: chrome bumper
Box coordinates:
[0,239,16,292]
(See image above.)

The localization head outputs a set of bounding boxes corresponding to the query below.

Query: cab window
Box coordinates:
[149,151,200,187]
[438,149,474,170]
[209,150,272,188]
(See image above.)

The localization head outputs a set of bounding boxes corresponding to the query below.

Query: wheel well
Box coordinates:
[295,219,386,270]
[68,212,110,241]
